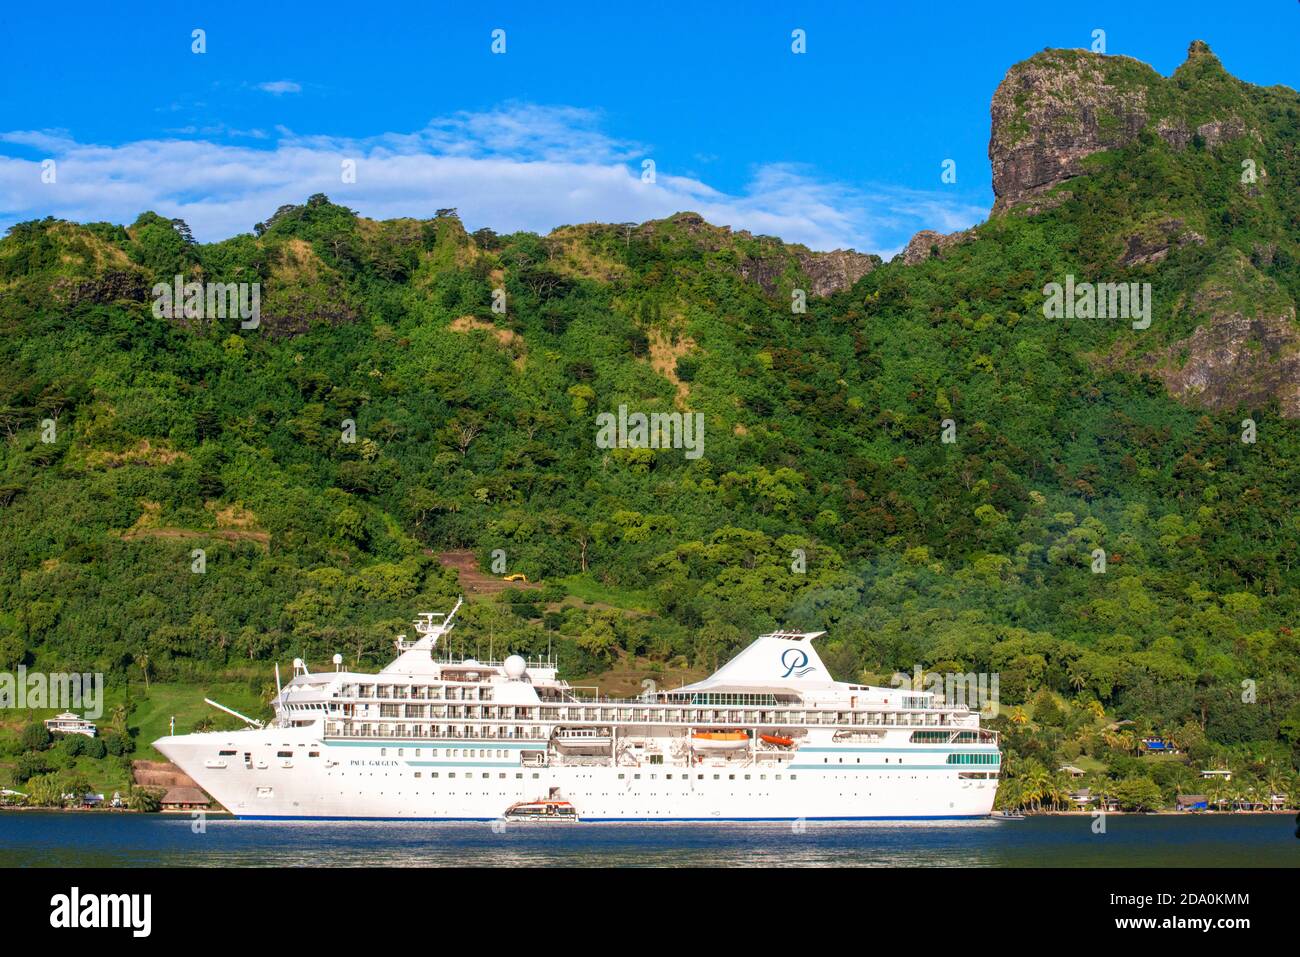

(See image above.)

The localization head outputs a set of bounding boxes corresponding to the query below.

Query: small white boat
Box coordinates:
[554,728,611,751]
[203,758,228,769]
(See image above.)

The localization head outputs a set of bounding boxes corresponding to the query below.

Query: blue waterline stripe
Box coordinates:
[787,764,996,770]
[237,814,988,822]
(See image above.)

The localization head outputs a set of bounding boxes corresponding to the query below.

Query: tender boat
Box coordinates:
[759,734,794,747]
[553,728,612,751]
[503,799,579,822]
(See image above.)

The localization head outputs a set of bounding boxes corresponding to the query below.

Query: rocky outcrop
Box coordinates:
[638,212,878,297]
[51,269,149,306]
[1133,251,1300,416]
[795,249,879,296]
[1147,310,1300,417]
[1118,218,1205,267]
[736,247,878,298]
[990,41,1251,214]
[990,50,1154,213]
[895,228,976,266]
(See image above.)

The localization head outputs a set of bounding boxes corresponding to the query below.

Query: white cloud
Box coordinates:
[257,80,302,95]
[0,105,986,255]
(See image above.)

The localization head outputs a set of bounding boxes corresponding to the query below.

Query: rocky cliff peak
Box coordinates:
[988,41,1253,215]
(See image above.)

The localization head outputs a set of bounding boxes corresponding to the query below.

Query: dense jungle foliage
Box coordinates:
[3,48,1300,807]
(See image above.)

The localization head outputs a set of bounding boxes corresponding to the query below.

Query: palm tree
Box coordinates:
[1264,770,1291,809]
[137,653,151,692]
[1068,666,1087,693]
[997,779,1025,813]
[1047,774,1074,811]
[1023,765,1051,813]
[1205,777,1231,811]
[1090,777,1116,812]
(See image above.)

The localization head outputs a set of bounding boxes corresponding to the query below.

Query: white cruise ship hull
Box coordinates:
[156,728,998,821]
[155,603,1001,822]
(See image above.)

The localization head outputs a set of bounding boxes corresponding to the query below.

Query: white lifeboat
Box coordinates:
[553,728,612,751]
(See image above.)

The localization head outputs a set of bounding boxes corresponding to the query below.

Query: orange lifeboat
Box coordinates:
[760,734,794,747]
[691,730,749,751]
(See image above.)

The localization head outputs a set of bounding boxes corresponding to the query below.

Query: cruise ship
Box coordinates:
[156,599,1001,821]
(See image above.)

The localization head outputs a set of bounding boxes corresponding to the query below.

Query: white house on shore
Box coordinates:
[44,712,97,738]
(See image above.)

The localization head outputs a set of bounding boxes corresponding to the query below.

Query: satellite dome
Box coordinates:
[464,658,480,667]
[332,653,343,665]
[504,654,527,679]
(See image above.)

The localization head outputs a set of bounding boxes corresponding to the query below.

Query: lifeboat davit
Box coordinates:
[691,730,749,751]
[760,734,794,747]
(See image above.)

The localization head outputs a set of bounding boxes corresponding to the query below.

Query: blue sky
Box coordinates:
[2,1,1297,255]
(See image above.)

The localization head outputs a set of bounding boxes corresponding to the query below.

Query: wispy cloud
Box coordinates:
[257,80,302,95]
[0,105,986,254]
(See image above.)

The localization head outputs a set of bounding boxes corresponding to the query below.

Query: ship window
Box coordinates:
[414,772,422,778]
[618,774,625,780]
[449,773,456,778]
[219,750,236,756]
[277,751,292,758]
[380,748,386,756]
[432,773,439,778]
[309,751,320,758]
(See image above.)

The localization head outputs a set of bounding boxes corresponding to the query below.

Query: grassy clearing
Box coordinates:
[553,574,655,612]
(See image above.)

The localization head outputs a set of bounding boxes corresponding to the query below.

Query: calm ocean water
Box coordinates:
[1,812,1297,866]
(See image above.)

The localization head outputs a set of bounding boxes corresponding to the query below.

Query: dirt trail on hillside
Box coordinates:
[433,549,541,596]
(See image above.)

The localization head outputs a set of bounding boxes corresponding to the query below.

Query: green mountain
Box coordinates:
[3,41,1300,796]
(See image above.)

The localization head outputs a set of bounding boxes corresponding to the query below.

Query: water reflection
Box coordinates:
[0,813,1294,867]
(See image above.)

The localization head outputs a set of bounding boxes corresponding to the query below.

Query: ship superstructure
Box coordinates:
[156,599,1000,820]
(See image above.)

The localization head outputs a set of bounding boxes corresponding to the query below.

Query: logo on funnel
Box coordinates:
[780,648,814,679]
